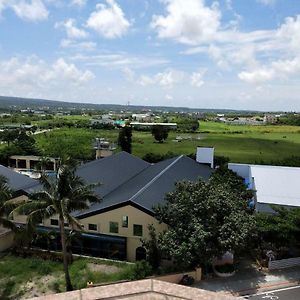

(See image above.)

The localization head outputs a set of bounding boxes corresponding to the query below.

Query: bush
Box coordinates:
[129,261,153,280]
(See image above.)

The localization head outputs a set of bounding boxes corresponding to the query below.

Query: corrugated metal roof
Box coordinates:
[250,164,300,207]
[0,165,40,193]
[76,153,213,217]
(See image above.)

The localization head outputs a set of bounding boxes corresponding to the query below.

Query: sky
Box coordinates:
[0,0,300,111]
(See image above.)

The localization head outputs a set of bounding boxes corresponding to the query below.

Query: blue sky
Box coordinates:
[0,0,299,111]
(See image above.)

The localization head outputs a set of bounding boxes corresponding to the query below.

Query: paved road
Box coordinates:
[243,285,300,300]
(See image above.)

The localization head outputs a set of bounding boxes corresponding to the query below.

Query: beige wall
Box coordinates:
[0,229,14,252]
[44,205,167,262]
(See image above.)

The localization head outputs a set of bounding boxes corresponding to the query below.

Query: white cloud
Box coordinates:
[60,39,96,51]
[71,53,169,69]
[138,68,205,88]
[55,19,88,39]
[165,94,173,100]
[276,15,300,53]
[238,57,300,84]
[256,0,275,6]
[71,0,86,7]
[0,0,49,21]
[86,0,130,39]
[238,16,300,84]
[151,0,221,45]
[190,70,206,87]
[0,56,94,97]
[138,69,185,88]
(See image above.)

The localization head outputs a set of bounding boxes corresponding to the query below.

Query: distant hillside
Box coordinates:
[0,95,260,114]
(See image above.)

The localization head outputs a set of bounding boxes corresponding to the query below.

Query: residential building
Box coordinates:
[1,152,213,262]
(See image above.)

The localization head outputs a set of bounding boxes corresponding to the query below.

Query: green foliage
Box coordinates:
[278,114,300,126]
[151,125,169,143]
[142,151,177,163]
[118,126,132,153]
[128,260,153,280]
[14,130,39,155]
[142,224,162,270]
[177,118,199,132]
[154,172,255,269]
[256,206,300,248]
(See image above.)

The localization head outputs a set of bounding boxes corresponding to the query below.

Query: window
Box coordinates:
[50,219,58,226]
[88,223,97,231]
[133,224,143,237]
[109,222,119,234]
[122,216,128,228]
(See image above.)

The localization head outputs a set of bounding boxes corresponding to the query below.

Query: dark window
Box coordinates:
[88,224,97,231]
[109,222,119,234]
[50,219,58,226]
[122,216,128,228]
[133,224,143,237]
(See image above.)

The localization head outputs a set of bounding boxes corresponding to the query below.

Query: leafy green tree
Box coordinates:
[0,130,19,146]
[14,130,38,155]
[118,126,132,153]
[151,125,169,143]
[153,172,255,269]
[11,164,101,291]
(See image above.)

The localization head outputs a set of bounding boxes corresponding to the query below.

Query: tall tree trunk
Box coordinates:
[59,218,73,291]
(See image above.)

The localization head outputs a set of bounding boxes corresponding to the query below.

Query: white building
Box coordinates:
[228,163,300,213]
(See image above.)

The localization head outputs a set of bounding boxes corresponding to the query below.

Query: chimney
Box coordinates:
[196,147,214,168]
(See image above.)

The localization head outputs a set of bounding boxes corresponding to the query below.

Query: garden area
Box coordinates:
[0,253,147,299]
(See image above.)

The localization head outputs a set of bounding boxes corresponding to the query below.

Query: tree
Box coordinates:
[151,125,169,143]
[152,171,255,269]
[0,129,19,146]
[142,224,162,270]
[118,126,132,153]
[14,130,38,155]
[0,175,15,231]
[12,164,101,291]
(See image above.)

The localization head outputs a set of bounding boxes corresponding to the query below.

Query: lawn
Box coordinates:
[0,253,135,299]
[34,122,300,165]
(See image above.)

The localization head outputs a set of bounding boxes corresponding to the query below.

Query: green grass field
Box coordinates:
[34,121,300,165]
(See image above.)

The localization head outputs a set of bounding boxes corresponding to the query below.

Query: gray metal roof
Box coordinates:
[76,151,150,197]
[0,165,40,193]
[76,153,213,218]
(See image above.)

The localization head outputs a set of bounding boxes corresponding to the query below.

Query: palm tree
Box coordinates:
[12,164,101,291]
[0,175,15,231]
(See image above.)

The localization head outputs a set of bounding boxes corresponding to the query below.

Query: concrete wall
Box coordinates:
[154,268,202,283]
[43,205,167,262]
[0,229,14,252]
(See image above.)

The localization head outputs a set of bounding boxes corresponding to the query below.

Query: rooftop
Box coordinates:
[27,279,236,300]
[76,152,213,218]
[229,163,300,207]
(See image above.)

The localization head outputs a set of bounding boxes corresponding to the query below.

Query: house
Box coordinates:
[228,163,300,213]
[1,152,213,262]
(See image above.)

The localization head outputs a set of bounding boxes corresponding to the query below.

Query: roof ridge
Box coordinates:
[99,163,152,200]
[129,155,184,202]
